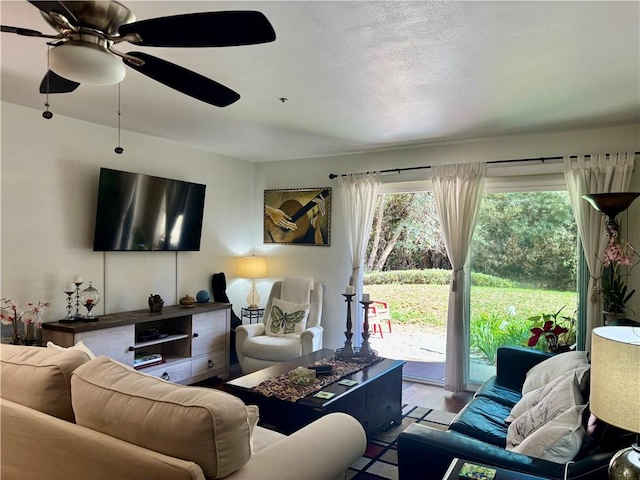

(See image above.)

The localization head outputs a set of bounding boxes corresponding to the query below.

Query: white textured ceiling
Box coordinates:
[1,1,639,162]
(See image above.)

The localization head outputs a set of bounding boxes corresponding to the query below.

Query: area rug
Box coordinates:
[346,405,457,480]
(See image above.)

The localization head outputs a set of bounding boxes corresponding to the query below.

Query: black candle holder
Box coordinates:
[73,282,83,320]
[59,286,79,324]
[335,295,378,363]
[335,293,356,360]
[358,300,375,359]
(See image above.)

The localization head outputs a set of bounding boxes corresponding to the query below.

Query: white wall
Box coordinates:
[255,125,640,350]
[1,102,255,326]
[2,102,638,350]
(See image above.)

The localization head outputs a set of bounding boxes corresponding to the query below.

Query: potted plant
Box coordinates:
[526,307,576,353]
[1,298,50,345]
[600,235,638,323]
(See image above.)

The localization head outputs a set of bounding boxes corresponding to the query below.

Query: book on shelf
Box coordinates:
[134,359,165,370]
[134,352,163,368]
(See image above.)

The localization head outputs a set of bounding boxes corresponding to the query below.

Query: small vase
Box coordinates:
[24,323,36,345]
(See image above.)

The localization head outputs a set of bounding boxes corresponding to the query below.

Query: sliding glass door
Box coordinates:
[468,191,578,384]
[363,182,580,388]
[364,191,450,384]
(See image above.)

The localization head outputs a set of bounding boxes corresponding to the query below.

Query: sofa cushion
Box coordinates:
[0,343,91,422]
[510,404,587,463]
[474,377,522,408]
[506,366,590,423]
[507,372,584,449]
[522,350,589,394]
[448,396,511,447]
[46,340,96,359]
[71,356,254,480]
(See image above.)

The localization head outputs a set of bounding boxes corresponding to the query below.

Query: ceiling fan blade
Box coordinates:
[119,11,276,47]
[124,52,240,107]
[1,25,46,37]
[39,70,80,94]
[27,1,78,26]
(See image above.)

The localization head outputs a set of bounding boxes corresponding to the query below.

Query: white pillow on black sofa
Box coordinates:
[522,350,589,395]
[511,404,587,463]
[507,365,590,423]
[507,371,584,449]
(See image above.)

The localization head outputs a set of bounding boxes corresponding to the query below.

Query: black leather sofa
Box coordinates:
[397,346,632,480]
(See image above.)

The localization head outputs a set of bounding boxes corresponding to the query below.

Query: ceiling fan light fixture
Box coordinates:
[50,41,126,86]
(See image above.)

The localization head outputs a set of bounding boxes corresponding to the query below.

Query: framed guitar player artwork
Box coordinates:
[264,188,331,246]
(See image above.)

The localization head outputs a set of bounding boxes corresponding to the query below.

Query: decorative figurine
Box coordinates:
[149,294,164,313]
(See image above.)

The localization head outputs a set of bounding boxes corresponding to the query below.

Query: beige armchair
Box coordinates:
[236,279,323,374]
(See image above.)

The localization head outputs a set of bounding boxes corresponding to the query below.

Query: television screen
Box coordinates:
[93,168,206,251]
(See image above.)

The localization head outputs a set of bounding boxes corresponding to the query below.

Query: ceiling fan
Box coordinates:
[1,1,276,107]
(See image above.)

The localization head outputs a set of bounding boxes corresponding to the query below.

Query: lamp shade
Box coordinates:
[582,193,640,220]
[50,41,126,86]
[239,256,267,279]
[590,326,640,433]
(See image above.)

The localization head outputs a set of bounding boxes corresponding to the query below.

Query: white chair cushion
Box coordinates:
[264,298,310,337]
[522,350,590,394]
[241,336,303,362]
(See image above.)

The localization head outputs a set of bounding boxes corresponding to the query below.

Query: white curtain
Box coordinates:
[431,162,486,392]
[339,172,381,342]
[564,152,636,350]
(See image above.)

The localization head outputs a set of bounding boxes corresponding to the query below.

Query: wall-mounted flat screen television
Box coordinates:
[93,168,206,251]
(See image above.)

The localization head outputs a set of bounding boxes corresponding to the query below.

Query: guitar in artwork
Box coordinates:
[265,189,330,244]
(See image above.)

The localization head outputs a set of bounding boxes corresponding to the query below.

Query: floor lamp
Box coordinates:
[239,256,267,309]
[590,326,640,480]
[582,192,640,323]
[582,192,640,238]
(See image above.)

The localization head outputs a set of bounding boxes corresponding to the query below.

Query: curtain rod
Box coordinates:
[327,152,640,179]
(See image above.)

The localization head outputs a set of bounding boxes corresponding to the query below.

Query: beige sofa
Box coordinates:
[1,344,366,480]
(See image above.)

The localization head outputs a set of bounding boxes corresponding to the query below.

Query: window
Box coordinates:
[469,191,578,383]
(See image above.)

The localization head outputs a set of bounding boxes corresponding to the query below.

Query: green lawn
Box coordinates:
[365,284,577,326]
[365,283,577,364]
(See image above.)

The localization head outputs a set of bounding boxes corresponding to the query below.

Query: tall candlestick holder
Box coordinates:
[335,293,356,360]
[59,286,78,323]
[73,282,83,320]
[358,300,375,359]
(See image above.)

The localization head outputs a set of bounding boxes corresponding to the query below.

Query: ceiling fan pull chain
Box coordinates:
[42,46,53,119]
[114,83,124,154]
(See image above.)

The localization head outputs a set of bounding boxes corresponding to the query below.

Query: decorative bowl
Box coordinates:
[179,295,196,308]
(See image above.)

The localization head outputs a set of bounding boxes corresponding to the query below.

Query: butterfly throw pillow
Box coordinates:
[265,298,311,337]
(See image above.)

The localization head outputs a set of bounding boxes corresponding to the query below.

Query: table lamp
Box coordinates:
[590,326,640,479]
[239,256,267,309]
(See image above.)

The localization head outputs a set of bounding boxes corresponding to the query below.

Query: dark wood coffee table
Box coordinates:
[223,349,405,436]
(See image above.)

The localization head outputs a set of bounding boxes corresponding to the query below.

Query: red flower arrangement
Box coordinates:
[527,307,575,352]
